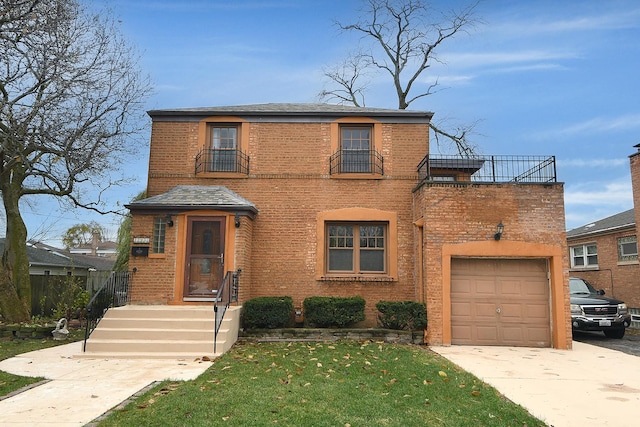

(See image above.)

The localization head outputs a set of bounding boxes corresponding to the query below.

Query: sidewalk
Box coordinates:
[0,341,212,426]
[431,342,640,427]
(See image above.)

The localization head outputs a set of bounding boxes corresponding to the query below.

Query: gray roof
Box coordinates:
[0,239,93,269]
[566,208,635,239]
[127,185,258,215]
[148,103,433,123]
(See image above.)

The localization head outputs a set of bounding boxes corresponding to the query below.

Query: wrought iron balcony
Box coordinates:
[195,148,250,174]
[417,154,557,183]
[330,149,384,175]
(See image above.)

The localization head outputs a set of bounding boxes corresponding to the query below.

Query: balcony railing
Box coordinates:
[195,148,250,174]
[417,154,557,183]
[330,149,384,175]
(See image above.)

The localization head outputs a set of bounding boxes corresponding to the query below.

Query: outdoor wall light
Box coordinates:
[165,214,174,227]
[494,221,504,241]
[234,212,241,228]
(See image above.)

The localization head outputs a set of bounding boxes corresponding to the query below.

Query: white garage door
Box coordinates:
[451,258,551,347]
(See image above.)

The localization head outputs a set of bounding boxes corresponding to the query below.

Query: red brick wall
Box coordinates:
[128,215,178,304]
[414,182,571,348]
[568,230,640,307]
[131,118,430,326]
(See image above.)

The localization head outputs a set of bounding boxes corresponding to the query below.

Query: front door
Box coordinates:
[184,217,225,300]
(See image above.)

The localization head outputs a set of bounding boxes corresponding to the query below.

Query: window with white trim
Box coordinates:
[570,244,598,268]
[209,125,239,172]
[618,235,638,262]
[327,222,386,274]
[153,217,167,254]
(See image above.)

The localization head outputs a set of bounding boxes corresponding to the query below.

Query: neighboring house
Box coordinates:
[28,240,116,293]
[68,232,117,258]
[567,145,640,311]
[126,103,571,349]
[5,239,94,277]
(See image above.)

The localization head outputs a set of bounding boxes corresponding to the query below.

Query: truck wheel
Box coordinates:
[603,328,625,339]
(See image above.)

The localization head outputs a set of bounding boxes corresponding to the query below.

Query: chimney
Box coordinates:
[91,231,100,256]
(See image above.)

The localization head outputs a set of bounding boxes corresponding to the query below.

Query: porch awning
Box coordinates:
[126,185,258,218]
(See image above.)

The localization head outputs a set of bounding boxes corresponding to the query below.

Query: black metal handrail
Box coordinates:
[195,148,250,174]
[83,271,130,352]
[214,269,240,353]
[330,148,384,175]
[417,154,557,183]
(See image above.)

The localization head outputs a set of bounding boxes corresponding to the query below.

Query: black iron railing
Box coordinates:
[195,148,250,174]
[417,154,557,183]
[83,271,130,351]
[330,149,384,175]
[214,269,240,354]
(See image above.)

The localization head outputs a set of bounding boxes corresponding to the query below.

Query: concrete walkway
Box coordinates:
[432,342,640,427]
[0,341,212,426]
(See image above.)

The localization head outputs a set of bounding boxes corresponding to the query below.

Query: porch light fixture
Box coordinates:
[165,214,174,227]
[234,212,241,228]
[494,222,504,241]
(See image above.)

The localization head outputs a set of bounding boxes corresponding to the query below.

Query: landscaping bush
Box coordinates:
[242,296,293,329]
[376,300,427,331]
[303,296,365,328]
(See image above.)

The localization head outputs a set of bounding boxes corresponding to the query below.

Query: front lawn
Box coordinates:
[97,340,545,426]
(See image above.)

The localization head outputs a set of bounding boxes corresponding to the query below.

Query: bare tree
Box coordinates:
[0,0,151,322]
[319,0,480,155]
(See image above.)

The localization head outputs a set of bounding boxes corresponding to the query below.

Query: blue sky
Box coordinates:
[15,0,640,246]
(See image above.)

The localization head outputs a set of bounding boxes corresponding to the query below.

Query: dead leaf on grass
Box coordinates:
[471,391,481,397]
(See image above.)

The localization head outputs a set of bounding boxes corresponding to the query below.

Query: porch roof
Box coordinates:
[126,185,258,217]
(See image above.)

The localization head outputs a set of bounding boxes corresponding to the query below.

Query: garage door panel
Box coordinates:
[476,280,498,295]
[476,327,498,343]
[451,258,551,347]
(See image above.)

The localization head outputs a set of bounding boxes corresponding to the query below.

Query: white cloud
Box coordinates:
[564,179,633,229]
[444,50,578,68]
[558,158,628,168]
[564,180,632,207]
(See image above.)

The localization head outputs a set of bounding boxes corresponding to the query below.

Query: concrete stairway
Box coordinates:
[77,305,241,360]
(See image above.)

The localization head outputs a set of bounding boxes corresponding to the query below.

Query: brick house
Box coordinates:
[124,103,571,350]
[566,145,640,322]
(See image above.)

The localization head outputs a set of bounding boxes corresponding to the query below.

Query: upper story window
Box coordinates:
[153,217,167,254]
[618,235,638,262]
[330,125,383,175]
[327,222,386,274]
[195,123,249,175]
[209,125,238,172]
[570,244,597,268]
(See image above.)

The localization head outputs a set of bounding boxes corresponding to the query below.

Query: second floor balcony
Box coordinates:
[330,149,384,175]
[417,154,557,184]
[195,148,250,175]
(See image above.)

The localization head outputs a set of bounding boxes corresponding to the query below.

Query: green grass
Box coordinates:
[0,329,83,398]
[98,340,545,427]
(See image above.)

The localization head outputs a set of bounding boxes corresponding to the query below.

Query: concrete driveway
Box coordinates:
[572,329,640,357]
[431,342,640,427]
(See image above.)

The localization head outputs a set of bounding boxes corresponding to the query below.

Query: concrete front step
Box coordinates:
[78,305,241,360]
[104,305,216,319]
[97,318,216,330]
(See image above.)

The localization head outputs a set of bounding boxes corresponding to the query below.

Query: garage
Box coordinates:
[451,258,551,347]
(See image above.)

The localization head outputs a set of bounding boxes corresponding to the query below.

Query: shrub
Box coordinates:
[242,296,293,329]
[376,301,427,331]
[51,276,90,320]
[303,296,366,328]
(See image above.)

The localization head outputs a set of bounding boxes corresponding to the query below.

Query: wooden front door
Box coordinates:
[184,217,225,301]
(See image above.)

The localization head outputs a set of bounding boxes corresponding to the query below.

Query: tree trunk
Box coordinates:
[0,183,31,323]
